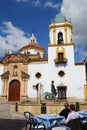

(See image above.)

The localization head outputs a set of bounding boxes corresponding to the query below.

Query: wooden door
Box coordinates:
[8,80,20,101]
[58,53,64,61]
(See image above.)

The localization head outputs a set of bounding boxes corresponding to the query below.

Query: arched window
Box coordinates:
[58,32,63,44]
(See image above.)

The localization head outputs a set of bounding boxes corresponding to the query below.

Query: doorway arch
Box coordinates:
[8,80,20,101]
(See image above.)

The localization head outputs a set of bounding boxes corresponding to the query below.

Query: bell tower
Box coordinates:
[48,12,75,67]
[48,12,73,45]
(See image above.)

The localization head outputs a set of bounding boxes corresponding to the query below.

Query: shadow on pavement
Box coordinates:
[0,118,26,130]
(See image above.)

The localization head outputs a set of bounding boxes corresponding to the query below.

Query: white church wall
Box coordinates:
[59,65,85,99]
[27,62,49,97]
[72,65,85,98]
[49,29,53,44]
[48,45,85,99]
[65,46,75,66]
[68,27,72,43]
[48,45,75,67]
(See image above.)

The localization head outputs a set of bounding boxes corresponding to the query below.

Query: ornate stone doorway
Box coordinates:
[8,80,20,101]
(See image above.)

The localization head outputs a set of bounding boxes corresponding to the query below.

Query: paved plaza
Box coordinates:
[0,103,26,130]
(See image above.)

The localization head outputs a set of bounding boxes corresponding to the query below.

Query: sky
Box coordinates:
[0,0,87,62]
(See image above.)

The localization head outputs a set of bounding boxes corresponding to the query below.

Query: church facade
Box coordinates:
[0,12,87,102]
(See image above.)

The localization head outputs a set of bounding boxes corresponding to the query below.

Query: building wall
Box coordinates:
[10,102,87,115]
[27,61,49,98]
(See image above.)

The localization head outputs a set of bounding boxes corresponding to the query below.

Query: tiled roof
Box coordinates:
[19,44,46,53]
[54,12,66,23]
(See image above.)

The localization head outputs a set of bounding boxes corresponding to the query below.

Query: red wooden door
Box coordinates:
[8,80,20,101]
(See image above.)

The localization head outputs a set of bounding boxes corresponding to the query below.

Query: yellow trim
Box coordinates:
[56,47,66,59]
[48,42,74,47]
[58,70,65,78]
[48,22,72,30]
[53,28,56,44]
[29,53,41,59]
[84,84,87,100]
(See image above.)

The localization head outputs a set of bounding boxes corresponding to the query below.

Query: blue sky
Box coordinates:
[0,0,87,62]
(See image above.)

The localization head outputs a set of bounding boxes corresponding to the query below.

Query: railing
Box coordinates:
[54,58,67,64]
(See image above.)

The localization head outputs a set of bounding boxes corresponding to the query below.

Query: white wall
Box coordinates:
[27,62,49,97]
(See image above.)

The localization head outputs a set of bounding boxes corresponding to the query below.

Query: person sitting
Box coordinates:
[64,104,82,130]
[59,102,70,119]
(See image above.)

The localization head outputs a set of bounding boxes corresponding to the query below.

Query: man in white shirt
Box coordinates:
[64,104,80,124]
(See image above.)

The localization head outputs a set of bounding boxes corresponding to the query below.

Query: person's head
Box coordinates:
[64,102,69,108]
[70,104,75,111]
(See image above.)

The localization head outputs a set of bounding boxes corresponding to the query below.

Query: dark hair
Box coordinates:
[70,104,75,110]
[64,103,69,108]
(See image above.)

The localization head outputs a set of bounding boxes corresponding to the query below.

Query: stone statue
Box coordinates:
[51,81,57,99]
[42,81,57,100]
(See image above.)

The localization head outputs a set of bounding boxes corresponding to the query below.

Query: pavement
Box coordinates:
[0,103,26,130]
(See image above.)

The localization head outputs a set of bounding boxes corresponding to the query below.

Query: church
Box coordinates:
[0,12,87,102]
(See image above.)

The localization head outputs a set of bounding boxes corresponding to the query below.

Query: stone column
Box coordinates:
[37,83,41,104]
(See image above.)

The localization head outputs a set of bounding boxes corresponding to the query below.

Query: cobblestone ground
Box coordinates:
[0,103,26,130]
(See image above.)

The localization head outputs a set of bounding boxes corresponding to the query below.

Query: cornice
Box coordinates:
[48,22,72,30]
[48,42,74,47]
[2,54,29,65]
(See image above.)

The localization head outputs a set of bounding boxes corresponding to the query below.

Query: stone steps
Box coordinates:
[0,102,24,119]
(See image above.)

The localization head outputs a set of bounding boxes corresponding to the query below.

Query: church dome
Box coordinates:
[19,33,45,53]
[19,33,46,58]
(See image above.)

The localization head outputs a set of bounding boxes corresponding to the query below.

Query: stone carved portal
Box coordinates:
[8,80,20,101]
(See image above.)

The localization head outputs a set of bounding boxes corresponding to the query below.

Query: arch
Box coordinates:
[8,80,20,101]
[58,32,63,44]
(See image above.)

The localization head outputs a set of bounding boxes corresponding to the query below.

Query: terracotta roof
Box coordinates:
[75,62,84,65]
[19,44,46,53]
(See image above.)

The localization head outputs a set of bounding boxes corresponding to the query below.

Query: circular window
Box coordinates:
[14,65,18,69]
[58,70,65,77]
[35,72,41,79]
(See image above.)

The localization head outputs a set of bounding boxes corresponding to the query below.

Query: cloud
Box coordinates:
[61,0,87,61]
[0,21,29,58]
[16,0,60,9]
[32,0,41,7]
[44,1,60,9]
[16,0,41,7]
[16,0,31,2]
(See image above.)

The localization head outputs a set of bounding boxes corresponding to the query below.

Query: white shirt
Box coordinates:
[65,111,80,123]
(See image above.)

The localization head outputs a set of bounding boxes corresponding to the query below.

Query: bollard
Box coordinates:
[41,103,46,114]
[76,102,79,111]
[15,102,18,112]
